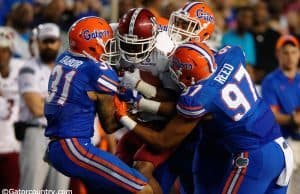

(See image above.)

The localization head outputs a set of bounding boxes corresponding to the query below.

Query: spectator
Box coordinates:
[0,27,24,191]
[261,35,300,194]
[215,0,237,30]
[5,2,34,59]
[18,23,69,190]
[34,0,75,32]
[73,0,102,19]
[286,5,300,41]
[266,0,288,34]
[118,0,135,19]
[221,6,256,78]
[252,1,281,84]
[0,0,18,25]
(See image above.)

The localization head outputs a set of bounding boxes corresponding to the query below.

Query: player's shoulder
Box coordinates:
[217,45,245,59]
[56,51,86,69]
[177,84,208,118]
[215,45,246,68]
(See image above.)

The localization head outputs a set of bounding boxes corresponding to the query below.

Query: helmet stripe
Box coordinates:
[183,2,200,12]
[129,8,143,35]
[182,43,216,73]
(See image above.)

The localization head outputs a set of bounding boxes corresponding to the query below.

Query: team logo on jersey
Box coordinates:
[172,58,193,70]
[196,9,214,22]
[82,29,110,40]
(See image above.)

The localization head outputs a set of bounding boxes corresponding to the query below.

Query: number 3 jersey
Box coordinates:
[44,51,119,138]
[0,58,24,153]
[176,46,282,153]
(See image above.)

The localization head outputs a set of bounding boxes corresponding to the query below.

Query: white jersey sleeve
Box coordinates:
[18,59,40,94]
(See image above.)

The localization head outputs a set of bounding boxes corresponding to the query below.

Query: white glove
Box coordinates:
[121,68,141,89]
[0,97,10,119]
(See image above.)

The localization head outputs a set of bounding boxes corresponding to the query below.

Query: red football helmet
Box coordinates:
[117,8,158,64]
[68,16,119,65]
[170,41,216,89]
[168,2,215,45]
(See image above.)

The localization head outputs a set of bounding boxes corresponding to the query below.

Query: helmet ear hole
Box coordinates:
[89,47,96,52]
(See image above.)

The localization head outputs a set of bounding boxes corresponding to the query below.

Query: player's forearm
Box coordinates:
[120,115,193,150]
[154,87,178,101]
[158,102,176,117]
[132,124,172,150]
[96,94,121,133]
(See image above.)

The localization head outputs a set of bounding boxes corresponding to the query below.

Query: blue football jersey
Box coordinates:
[176,46,281,153]
[44,51,119,138]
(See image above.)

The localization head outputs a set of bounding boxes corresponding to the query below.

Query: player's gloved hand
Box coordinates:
[118,87,142,103]
[114,95,128,121]
[121,68,141,89]
[0,97,10,119]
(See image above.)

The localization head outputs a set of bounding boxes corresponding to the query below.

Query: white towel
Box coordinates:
[274,137,294,186]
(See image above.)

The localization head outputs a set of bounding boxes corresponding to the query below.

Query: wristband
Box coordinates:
[136,80,157,98]
[120,116,137,130]
[138,98,160,114]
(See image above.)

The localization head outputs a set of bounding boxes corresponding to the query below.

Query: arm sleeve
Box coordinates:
[176,87,208,118]
[18,66,40,94]
[89,62,120,95]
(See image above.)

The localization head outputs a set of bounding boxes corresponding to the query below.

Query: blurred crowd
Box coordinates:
[0,0,300,81]
[0,0,300,194]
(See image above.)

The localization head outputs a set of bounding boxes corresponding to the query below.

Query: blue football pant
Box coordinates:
[46,138,148,194]
[194,140,288,194]
[154,133,197,194]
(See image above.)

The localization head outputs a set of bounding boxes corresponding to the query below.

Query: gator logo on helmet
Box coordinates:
[82,29,110,40]
[172,57,193,70]
[196,9,214,22]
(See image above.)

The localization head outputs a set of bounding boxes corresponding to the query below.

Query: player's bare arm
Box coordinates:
[88,91,121,134]
[23,92,44,117]
[133,114,200,150]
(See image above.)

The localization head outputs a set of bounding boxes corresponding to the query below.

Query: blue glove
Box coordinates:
[118,87,142,103]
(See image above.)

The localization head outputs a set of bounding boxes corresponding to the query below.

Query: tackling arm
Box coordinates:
[88,91,121,134]
[115,95,200,150]
[132,114,201,150]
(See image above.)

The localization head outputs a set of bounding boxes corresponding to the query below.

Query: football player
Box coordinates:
[44,16,153,194]
[115,41,294,194]
[115,3,216,194]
